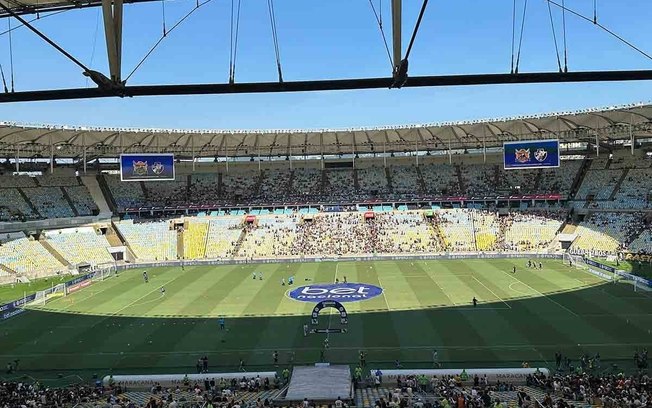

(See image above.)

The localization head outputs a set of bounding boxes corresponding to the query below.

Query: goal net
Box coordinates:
[562,253,587,269]
[29,283,67,306]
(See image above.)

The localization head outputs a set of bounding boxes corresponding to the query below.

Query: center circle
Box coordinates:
[288,282,383,303]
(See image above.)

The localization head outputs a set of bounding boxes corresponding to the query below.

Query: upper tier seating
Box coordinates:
[22,187,74,218]
[357,167,390,196]
[116,220,177,261]
[576,170,624,200]
[290,168,322,199]
[259,169,291,202]
[390,165,422,197]
[105,175,146,210]
[420,163,460,196]
[37,176,80,187]
[0,188,38,221]
[64,185,99,215]
[221,171,260,200]
[44,227,114,265]
[629,229,652,253]
[323,170,355,200]
[143,175,188,206]
[0,175,37,188]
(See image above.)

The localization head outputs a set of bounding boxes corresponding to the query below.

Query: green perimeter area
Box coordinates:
[1,259,650,382]
[0,274,74,304]
[591,257,652,280]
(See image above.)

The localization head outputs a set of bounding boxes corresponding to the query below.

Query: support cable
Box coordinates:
[0,2,90,73]
[404,0,428,61]
[548,0,652,62]
[267,0,283,82]
[0,64,7,93]
[125,0,213,82]
[229,0,241,84]
[546,0,562,72]
[368,0,393,69]
[593,0,597,24]
[0,10,69,37]
[514,0,528,74]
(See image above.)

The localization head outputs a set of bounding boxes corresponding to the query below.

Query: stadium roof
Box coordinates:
[0,0,153,17]
[1,103,652,158]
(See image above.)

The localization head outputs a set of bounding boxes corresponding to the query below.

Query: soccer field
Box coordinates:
[2,258,651,378]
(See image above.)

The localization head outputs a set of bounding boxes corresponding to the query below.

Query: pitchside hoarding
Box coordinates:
[120,153,175,181]
[503,139,560,170]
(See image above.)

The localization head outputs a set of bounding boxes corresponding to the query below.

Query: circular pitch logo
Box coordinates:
[288,283,383,303]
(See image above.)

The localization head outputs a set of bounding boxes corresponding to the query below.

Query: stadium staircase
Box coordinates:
[454,164,466,192]
[353,169,361,191]
[39,239,71,267]
[320,170,328,195]
[217,173,223,196]
[185,174,192,202]
[17,188,41,217]
[60,186,80,216]
[252,171,264,196]
[233,227,248,256]
[286,169,295,194]
[0,264,18,277]
[177,223,185,257]
[522,386,596,408]
[385,167,393,191]
[608,168,630,200]
[96,175,118,213]
[414,166,427,193]
[139,181,149,201]
[82,175,113,216]
[569,158,591,199]
[104,226,125,247]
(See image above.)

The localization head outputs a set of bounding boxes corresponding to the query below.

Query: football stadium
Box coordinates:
[1,1,652,407]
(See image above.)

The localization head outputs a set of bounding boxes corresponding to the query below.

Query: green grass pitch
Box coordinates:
[1,258,651,380]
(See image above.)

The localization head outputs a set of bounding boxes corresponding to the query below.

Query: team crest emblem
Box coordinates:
[534,148,548,162]
[514,148,530,163]
[132,160,148,176]
[151,162,164,175]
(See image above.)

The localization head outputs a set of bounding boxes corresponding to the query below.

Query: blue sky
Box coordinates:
[1,0,652,129]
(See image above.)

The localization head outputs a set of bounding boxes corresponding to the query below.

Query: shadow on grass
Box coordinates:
[0,281,649,380]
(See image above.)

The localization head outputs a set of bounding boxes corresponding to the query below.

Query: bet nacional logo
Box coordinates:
[288,283,383,303]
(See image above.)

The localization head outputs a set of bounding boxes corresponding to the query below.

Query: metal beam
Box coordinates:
[391,0,401,70]
[102,0,123,82]
[2,70,652,103]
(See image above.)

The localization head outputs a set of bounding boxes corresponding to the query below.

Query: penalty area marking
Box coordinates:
[500,270,579,318]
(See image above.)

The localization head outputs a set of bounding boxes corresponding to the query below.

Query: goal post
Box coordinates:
[562,253,587,269]
[29,283,67,307]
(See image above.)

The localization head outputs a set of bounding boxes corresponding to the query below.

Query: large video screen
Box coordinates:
[120,153,175,181]
[503,139,560,170]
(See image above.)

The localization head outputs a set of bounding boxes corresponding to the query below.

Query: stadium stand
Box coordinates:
[115,220,178,261]
[472,210,501,251]
[375,211,441,253]
[503,211,565,251]
[570,212,644,256]
[420,163,460,196]
[438,209,476,252]
[0,187,38,221]
[221,170,260,200]
[142,175,188,206]
[238,215,298,258]
[356,166,390,197]
[0,234,65,278]
[104,174,147,210]
[64,185,99,215]
[293,212,375,255]
[184,219,209,259]
[290,168,322,200]
[204,218,243,258]
[21,186,75,218]
[43,227,114,266]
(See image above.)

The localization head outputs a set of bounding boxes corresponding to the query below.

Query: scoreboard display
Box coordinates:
[503,139,560,170]
[120,153,175,181]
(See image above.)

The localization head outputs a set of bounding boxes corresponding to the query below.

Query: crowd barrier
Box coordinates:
[103,371,277,389]
[368,368,549,385]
